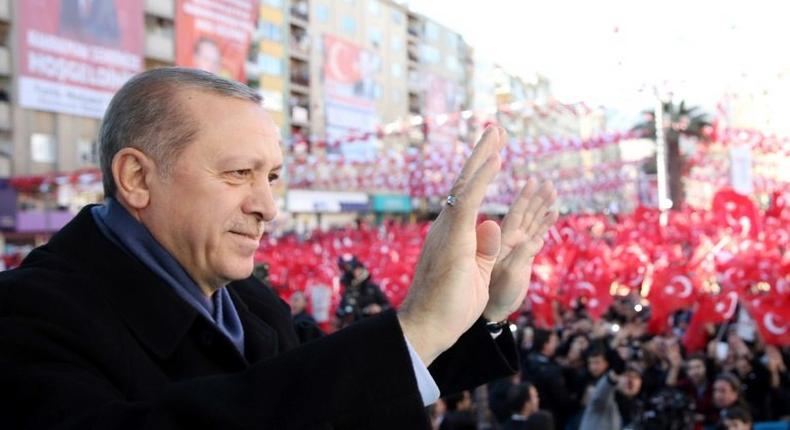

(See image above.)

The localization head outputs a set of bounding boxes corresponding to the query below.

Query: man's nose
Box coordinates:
[243,179,278,222]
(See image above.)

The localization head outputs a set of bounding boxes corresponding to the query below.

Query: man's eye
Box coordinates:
[268,173,280,184]
[229,170,252,179]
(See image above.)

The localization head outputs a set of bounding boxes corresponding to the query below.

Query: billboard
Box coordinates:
[322,35,380,160]
[175,0,257,82]
[17,0,144,118]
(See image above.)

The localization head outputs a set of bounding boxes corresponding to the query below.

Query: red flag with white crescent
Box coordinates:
[745,296,790,346]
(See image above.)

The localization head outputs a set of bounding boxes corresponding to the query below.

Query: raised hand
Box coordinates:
[484,177,558,322]
[398,126,507,365]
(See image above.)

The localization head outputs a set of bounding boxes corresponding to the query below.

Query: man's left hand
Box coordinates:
[483,178,558,322]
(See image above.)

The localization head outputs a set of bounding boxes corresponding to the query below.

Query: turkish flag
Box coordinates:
[682,291,739,352]
[648,266,699,313]
[566,278,613,320]
[611,243,650,290]
[647,266,699,334]
[745,296,790,346]
[527,280,555,329]
[711,187,762,239]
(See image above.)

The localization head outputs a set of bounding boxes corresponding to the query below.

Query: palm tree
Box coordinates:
[632,100,711,210]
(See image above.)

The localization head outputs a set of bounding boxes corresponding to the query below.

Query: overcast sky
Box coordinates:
[407,0,790,126]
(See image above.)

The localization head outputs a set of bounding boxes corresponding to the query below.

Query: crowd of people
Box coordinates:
[426,298,790,430]
[267,236,789,429]
[252,186,789,429]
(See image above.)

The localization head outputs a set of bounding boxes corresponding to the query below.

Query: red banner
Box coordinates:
[17,0,144,118]
[175,0,257,82]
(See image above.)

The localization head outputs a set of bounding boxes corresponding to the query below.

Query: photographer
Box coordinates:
[336,255,390,326]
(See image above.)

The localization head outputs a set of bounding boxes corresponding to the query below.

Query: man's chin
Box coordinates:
[220,262,255,282]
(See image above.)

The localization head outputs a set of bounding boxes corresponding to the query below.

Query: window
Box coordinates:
[260,21,282,42]
[341,15,356,35]
[260,90,284,112]
[368,0,380,16]
[446,33,459,51]
[259,54,283,76]
[262,0,283,7]
[390,36,401,52]
[368,27,382,48]
[315,4,329,23]
[391,62,402,78]
[391,10,403,25]
[424,21,439,43]
[30,134,56,164]
[420,45,440,64]
[446,55,461,73]
[77,139,98,165]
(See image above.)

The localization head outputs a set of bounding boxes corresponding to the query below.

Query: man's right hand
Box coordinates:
[397,126,507,365]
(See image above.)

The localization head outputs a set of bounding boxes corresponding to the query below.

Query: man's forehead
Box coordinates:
[177,89,264,118]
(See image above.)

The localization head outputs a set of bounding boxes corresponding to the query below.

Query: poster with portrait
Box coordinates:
[322,34,380,161]
[17,0,144,118]
[175,0,257,82]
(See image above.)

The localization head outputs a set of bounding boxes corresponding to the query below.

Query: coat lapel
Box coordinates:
[46,208,222,361]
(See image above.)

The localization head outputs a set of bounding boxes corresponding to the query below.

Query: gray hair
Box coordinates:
[99,67,262,197]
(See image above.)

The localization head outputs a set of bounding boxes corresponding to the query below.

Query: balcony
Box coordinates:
[408,93,421,115]
[291,105,309,126]
[290,81,309,95]
[407,15,422,39]
[144,0,174,19]
[289,60,310,92]
[0,46,9,75]
[145,30,174,62]
[290,29,311,60]
[407,44,419,64]
[0,0,9,22]
[290,0,309,26]
[0,101,10,130]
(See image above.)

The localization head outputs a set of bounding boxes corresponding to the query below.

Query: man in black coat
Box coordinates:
[523,329,574,430]
[337,255,390,325]
[0,68,559,429]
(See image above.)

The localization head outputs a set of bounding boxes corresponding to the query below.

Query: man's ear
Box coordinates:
[111,147,156,210]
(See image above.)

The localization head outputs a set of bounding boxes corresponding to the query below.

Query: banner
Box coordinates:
[322,34,380,160]
[17,0,144,118]
[175,0,256,82]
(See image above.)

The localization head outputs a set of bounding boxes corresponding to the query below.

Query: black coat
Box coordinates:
[501,411,554,430]
[522,353,573,429]
[0,207,519,429]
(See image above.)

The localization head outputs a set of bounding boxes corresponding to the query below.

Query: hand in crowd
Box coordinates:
[363,304,383,315]
[666,340,683,369]
[591,321,610,340]
[728,332,753,359]
[765,345,787,373]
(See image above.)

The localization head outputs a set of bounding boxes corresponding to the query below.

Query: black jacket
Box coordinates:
[0,207,519,429]
[522,353,573,429]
